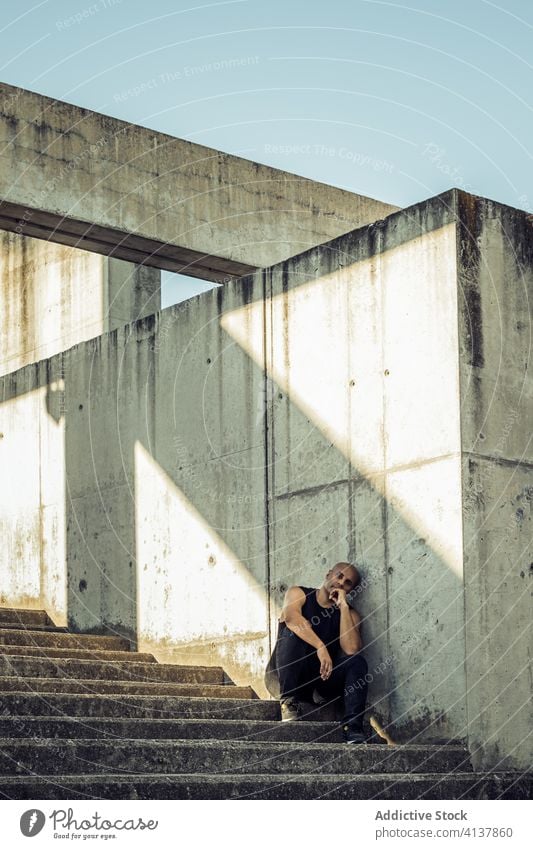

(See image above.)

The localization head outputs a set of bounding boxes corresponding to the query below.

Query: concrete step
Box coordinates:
[0,693,280,720]
[0,645,157,662]
[0,655,224,684]
[0,628,130,651]
[0,772,529,800]
[0,716,345,743]
[0,608,52,627]
[0,738,472,776]
[0,624,67,632]
[0,677,255,699]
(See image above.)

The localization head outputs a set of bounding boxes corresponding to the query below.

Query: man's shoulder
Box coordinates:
[284,585,306,599]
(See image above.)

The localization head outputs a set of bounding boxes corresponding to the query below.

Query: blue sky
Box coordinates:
[2,0,532,304]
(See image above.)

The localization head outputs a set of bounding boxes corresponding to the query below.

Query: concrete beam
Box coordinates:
[0,83,398,282]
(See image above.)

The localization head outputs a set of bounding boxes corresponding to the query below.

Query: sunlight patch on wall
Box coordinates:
[134,440,267,644]
[221,223,463,578]
[0,385,66,611]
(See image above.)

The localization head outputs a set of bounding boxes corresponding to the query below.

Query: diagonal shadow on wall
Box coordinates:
[0,191,470,740]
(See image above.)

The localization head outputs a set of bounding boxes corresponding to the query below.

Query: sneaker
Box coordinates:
[280,698,304,722]
[343,724,366,744]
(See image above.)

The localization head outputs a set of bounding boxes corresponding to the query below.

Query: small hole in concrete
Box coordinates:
[79,404,83,410]
[79,579,87,592]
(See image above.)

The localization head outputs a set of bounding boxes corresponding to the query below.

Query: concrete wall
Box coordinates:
[0,230,160,376]
[221,193,466,740]
[1,189,531,770]
[0,284,270,685]
[457,194,533,772]
[0,83,398,281]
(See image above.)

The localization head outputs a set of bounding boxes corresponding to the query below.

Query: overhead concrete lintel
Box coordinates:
[0,82,399,282]
[0,199,255,282]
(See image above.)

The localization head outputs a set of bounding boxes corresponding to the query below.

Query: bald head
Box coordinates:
[323,562,361,594]
[333,562,360,585]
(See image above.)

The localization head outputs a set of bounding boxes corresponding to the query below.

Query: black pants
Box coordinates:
[265,625,368,729]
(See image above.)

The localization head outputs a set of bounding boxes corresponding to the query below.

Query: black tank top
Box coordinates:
[299,586,341,653]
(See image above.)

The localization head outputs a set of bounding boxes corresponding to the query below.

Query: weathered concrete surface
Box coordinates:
[0,190,531,772]
[0,83,398,281]
[0,230,160,377]
[0,610,528,800]
[0,692,280,720]
[456,194,533,773]
[0,628,129,651]
[0,655,224,683]
[0,191,470,728]
[0,716,344,743]
[0,677,255,698]
[0,608,52,626]
[240,197,466,742]
[0,772,529,800]
[0,738,470,776]
[0,645,157,662]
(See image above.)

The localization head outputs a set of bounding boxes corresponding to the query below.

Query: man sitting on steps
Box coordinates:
[265,562,368,744]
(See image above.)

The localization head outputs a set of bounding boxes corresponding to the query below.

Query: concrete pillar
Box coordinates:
[457,193,533,772]
[0,230,160,376]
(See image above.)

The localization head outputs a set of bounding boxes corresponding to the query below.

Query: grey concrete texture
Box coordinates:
[262,192,465,744]
[0,609,529,800]
[0,608,52,626]
[0,716,344,743]
[0,83,398,281]
[0,191,462,721]
[0,624,67,632]
[0,628,130,651]
[0,655,224,683]
[0,645,157,662]
[0,772,529,800]
[0,187,531,778]
[0,738,471,776]
[0,692,280,719]
[0,231,160,378]
[455,193,533,772]
[0,677,255,698]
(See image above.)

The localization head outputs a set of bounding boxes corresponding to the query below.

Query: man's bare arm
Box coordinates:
[280,586,333,680]
[329,588,363,655]
[338,607,363,655]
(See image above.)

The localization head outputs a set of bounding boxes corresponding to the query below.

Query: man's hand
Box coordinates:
[329,587,349,608]
[317,645,333,680]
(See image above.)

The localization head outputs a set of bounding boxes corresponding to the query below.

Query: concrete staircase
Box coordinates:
[0,608,530,800]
